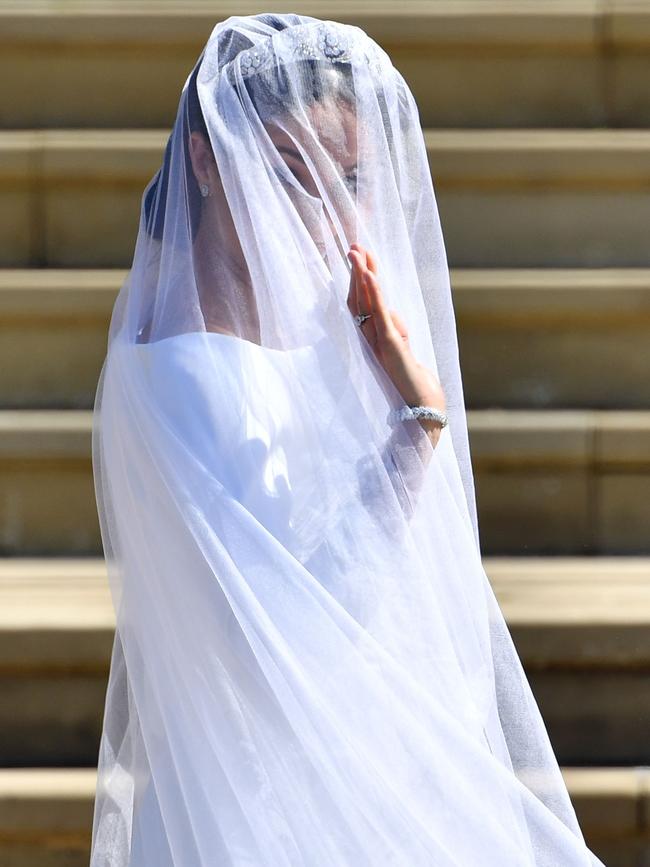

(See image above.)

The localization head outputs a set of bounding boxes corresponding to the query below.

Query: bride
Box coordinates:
[89,12,606,866]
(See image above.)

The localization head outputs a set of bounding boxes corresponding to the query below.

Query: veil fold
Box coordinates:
[89,13,605,866]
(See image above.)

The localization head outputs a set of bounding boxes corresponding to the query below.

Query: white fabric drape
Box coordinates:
[89,13,606,866]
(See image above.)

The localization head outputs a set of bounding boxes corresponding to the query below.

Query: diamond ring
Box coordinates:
[354,312,373,326]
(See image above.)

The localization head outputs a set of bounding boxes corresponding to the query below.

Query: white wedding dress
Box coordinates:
[90,13,606,865]
[89,330,603,866]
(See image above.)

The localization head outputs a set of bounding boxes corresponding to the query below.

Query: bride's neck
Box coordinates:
[193,244,260,343]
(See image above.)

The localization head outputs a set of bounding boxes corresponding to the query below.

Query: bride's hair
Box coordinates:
[142,63,211,243]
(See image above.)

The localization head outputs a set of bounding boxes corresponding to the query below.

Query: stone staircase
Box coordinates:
[1,3,649,865]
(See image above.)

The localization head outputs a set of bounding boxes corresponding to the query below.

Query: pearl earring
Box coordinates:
[200,183,210,198]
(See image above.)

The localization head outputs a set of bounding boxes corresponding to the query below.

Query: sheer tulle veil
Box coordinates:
[89,12,605,866]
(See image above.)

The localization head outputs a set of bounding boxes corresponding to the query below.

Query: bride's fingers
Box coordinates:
[366,247,379,275]
[348,246,406,350]
[346,251,358,316]
[364,267,399,343]
[352,247,369,319]
[346,249,366,316]
[357,246,383,318]
[362,249,406,342]
[347,248,369,318]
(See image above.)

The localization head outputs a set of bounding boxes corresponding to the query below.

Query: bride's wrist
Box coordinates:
[403,392,447,448]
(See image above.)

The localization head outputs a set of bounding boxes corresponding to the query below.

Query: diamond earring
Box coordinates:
[200,183,210,198]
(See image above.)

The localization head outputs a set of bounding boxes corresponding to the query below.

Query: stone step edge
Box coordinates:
[0,2,627,49]
[1,267,650,321]
[2,556,650,671]
[0,407,648,466]
[0,766,644,841]
[4,129,650,184]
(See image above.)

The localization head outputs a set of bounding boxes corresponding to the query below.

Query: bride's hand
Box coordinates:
[347,243,446,445]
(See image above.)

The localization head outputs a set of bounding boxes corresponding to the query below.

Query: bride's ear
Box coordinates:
[188,130,219,190]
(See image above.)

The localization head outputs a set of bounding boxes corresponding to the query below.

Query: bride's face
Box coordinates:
[264,100,358,205]
[185,93,359,336]
[267,98,359,249]
[188,96,359,259]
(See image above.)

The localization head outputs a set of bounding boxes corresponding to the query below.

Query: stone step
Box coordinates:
[0,408,648,556]
[487,556,650,766]
[0,411,97,556]
[0,766,643,867]
[2,556,650,767]
[0,769,95,867]
[3,129,650,267]
[0,559,109,768]
[0,270,113,409]
[1,1,649,129]
[454,268,650,410]
[471,408,650,554]
[2,268,650,410]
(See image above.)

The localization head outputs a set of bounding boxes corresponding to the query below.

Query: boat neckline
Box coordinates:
[134,330,306,353]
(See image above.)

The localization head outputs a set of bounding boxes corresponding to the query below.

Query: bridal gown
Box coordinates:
[89,329,604,866]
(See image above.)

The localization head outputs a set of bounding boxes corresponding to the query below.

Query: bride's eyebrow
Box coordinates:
[276,144,305,163]
[276,144,357,175]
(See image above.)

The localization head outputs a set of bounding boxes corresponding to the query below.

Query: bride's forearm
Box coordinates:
[380,415,443,519]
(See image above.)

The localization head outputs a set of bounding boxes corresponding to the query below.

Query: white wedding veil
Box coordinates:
[89,13,605,866]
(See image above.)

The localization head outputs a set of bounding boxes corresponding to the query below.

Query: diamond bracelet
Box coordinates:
[387,405,448,428]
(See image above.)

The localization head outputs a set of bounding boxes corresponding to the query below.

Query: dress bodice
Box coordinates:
[134,331,349,560]
[130,330,406,623]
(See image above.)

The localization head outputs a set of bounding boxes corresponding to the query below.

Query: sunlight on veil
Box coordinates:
[89,13,606,866]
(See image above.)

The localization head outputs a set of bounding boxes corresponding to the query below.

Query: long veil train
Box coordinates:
[89,12,606,866]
